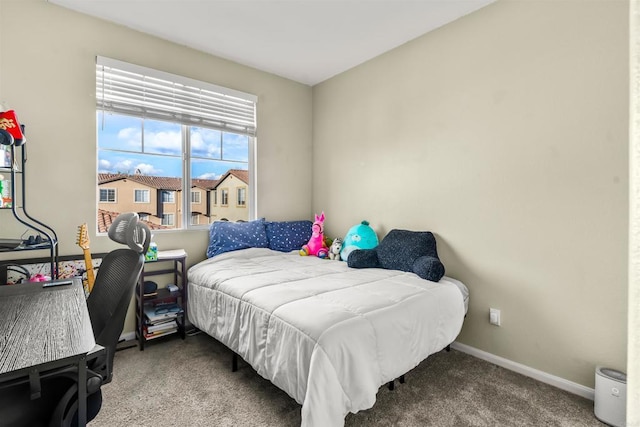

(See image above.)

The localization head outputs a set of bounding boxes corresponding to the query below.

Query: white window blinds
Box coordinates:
[96,56,257,136]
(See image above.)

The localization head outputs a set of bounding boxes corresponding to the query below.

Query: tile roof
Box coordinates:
[229,169,249,183]
[97,209,168,233]
[215,169,249,188]
[124,175,183,191]
[192,178,219,190]
[99,173,219,191]
[98,173,127,184]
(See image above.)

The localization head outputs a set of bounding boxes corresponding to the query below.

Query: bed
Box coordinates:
[187,246,468,427]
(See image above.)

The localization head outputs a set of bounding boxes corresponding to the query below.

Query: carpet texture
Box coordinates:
[91,333,604,426]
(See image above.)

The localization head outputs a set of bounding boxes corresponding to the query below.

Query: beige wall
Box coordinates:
[313,0,629,389]
[0,0,312,257]
[629,0,639,422]
[0,0,312,332]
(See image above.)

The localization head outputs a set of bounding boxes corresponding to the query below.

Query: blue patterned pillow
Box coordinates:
[206,219,269,258]
[265,220,312,253]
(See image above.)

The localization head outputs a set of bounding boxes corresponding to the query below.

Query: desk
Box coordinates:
[0,278,95,426]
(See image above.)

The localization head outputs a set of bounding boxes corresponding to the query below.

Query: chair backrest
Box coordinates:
[86,213,150,383]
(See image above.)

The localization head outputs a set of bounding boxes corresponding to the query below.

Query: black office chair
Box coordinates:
[47,212,151,426]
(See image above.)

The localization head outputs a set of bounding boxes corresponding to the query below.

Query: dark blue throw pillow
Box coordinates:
[206,219,269,258]
[348,229,445,282]
[265,220,313,252]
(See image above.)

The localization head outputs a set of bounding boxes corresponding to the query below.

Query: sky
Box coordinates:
[97,112,249,180]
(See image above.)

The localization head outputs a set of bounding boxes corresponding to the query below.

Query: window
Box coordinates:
[237,187,246,207]
[162,191,175,203]
[134,189,150,203]
[190,213,199,225]
[96,57,257,231]
[161,214,175,226]
[139,214,150,221]
[99,188,116,203]
[221,189,229,206]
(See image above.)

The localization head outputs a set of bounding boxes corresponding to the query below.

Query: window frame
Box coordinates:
[161,213,175,226]
[96,57,258,232]
[237,187,247,207]
[220,188,229,206]
[99,188,116,203]
[191,190,201,204]
[162,190,176,204]
[134,189,150,203]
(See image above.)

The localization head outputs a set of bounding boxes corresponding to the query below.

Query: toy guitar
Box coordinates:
[76,223,96,293]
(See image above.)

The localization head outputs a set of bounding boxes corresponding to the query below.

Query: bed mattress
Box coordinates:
[187,248,468,426]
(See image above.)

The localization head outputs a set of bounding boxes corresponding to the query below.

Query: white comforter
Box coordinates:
[187,248,467,426]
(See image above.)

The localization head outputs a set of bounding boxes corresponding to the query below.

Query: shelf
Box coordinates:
[135,250,187,350]
[0,142,58,279]
[0,167,20,173]
[0,241,57,253]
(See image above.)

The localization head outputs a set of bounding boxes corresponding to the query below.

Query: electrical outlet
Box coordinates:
[489,308,501,326]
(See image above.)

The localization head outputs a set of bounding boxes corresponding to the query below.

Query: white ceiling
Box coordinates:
[48,0,495,86]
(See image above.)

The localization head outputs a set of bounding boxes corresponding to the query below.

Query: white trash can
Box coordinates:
[594,366,626,427]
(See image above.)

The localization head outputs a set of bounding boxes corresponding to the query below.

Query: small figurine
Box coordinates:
[328,237,343,260]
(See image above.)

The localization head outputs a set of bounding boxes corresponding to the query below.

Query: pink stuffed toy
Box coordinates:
[300,212,329,258]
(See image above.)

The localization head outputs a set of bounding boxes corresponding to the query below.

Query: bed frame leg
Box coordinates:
[232,353,238,372]
[399,375,405,384]
[446,344,451,352]
[388,380,394,391]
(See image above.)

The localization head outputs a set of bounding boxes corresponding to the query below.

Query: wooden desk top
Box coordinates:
[0,278,96,375]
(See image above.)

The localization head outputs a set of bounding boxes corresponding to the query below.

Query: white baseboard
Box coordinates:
[120,331,135,342]
[451,341,595,401]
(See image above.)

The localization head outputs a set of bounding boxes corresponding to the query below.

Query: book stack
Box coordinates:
[143,302,182,340]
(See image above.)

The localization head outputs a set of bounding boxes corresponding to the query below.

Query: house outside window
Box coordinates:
[221,189,229,206]
[162,191,175,203]
[96,57,256,232]
[134,189,150,203]
[237,187,246,207]
[100,188,116,203]
[161,213,175,226]
[191,191,201,204]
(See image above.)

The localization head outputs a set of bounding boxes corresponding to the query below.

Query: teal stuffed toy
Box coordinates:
[340,220,379,262]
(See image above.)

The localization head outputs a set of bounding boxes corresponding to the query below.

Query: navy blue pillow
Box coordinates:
[206,219,269,258]
[265,220,312,252]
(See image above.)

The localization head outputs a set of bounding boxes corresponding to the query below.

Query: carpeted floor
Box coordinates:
[91,332,604,426]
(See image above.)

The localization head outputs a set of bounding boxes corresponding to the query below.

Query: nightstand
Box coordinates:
[135,249,187,350]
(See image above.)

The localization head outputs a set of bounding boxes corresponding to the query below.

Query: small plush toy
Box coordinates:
[328,237,343,260]
[347,229,445,282]
[340,220,379,262]
[300,212,329,258]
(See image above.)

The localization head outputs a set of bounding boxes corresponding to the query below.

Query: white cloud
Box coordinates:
[191,128,221,158]
[113,159,134,173]
[117,127,141,149]
[144,130,181,153]
[197,172,220,180]
[98,159,112,170]
[134,163,160,175]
